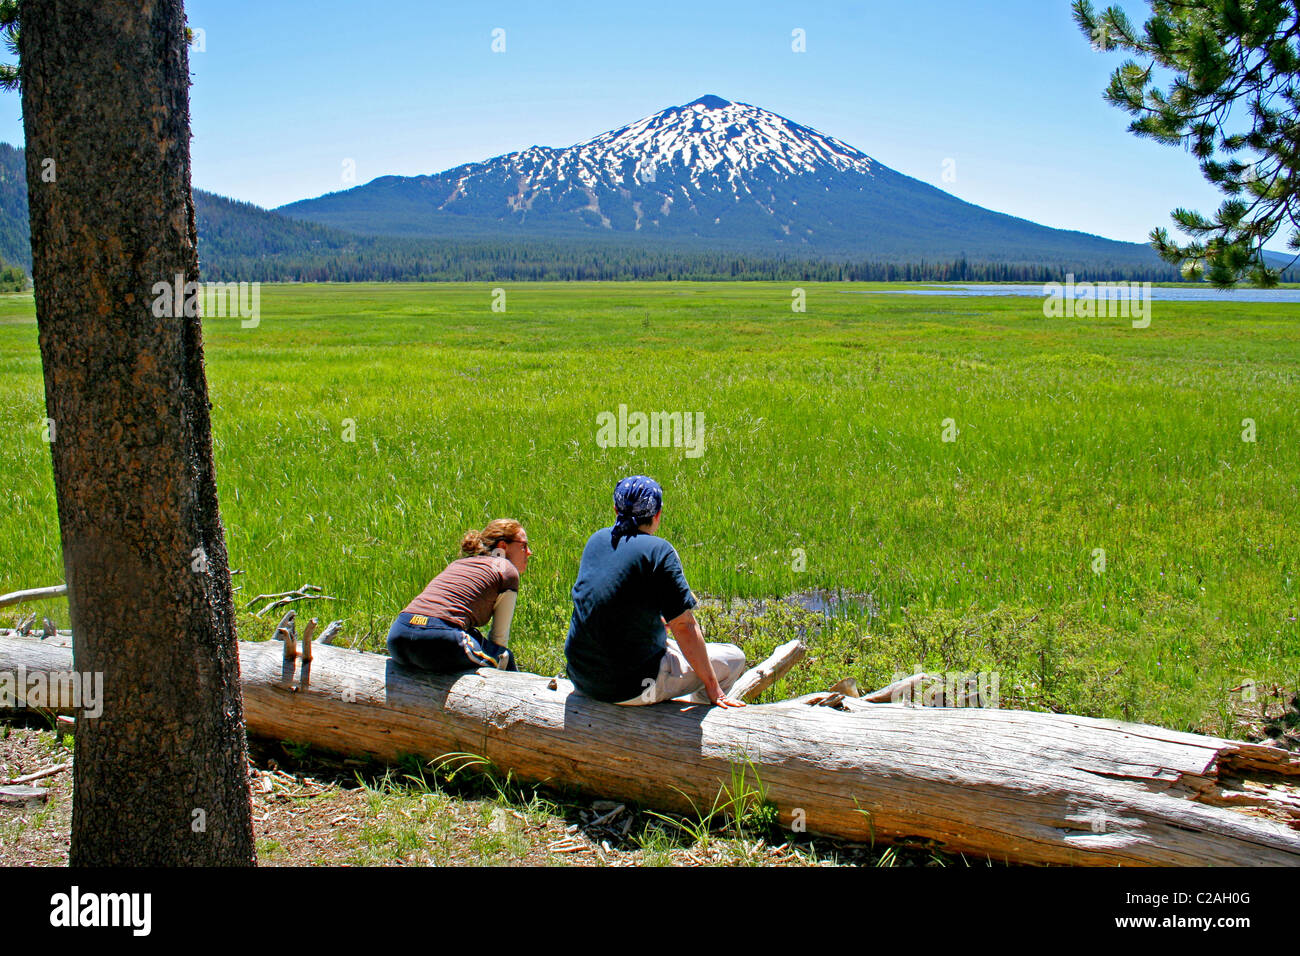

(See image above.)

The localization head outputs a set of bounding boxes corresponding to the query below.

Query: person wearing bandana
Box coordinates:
[564,476,746,707]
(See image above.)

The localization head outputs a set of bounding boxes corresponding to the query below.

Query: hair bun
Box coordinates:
[459,519,524,557]
[460,529,485,556]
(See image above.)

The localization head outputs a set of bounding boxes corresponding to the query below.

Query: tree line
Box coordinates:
[201,238,1264,285]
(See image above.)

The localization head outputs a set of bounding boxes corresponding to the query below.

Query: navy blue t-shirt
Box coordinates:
[564,528,698,703]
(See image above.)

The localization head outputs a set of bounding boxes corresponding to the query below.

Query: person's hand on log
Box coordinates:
[708,687,746,708]
[667,610,747,708]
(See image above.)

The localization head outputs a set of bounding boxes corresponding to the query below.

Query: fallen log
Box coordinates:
[2,630,1298,865]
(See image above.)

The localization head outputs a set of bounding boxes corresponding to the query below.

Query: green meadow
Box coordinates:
[1,282,1296,736]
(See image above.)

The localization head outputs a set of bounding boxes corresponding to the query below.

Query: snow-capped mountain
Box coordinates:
[424,94,879,235]
[277,95,1167,269]
[521,94,875,191]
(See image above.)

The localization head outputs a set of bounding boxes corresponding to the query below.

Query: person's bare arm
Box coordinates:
[666,609,744,707]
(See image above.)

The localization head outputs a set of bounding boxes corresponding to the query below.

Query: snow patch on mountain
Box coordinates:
[482,95,875,202]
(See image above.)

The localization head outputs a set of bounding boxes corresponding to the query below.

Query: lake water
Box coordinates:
[843,284,1300,304]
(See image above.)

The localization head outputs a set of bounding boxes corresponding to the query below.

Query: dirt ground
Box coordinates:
[0,720,953,867]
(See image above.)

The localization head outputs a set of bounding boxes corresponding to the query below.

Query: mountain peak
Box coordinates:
[685,94,731,110]
[563,96,875,189]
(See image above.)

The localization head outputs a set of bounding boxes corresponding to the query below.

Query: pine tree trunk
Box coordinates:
[19,0,255,865]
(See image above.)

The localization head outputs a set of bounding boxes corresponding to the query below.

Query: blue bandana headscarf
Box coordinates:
[611,475,663,549]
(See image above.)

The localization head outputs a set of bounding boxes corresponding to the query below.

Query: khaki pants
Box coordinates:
[615,639,746,706]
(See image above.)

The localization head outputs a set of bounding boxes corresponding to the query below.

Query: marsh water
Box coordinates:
[844,284,1300,303]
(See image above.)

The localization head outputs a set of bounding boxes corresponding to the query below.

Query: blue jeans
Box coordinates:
[386,612,517,672]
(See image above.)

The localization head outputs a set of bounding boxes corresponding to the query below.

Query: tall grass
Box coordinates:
[1,282,1296,734]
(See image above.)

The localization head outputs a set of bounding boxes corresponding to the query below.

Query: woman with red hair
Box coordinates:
[387,519,532,673]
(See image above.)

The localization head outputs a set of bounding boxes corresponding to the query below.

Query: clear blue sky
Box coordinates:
[0,0,1257,247]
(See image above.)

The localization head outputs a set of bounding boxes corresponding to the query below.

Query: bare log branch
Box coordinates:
[1,762,71,786]
[829,677,861,697]
[861,672,931,704]
[0,585,67,608]
[730,639,806,702]
[301,618,317,664]
[316,620,344,646]
[249,583,336,618]
[274,610,297,686]
[245,584,335,617]
[244,584,323,609]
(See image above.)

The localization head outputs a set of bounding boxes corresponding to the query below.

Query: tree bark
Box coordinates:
[18,1,254,865]
[6,632,1297,866]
